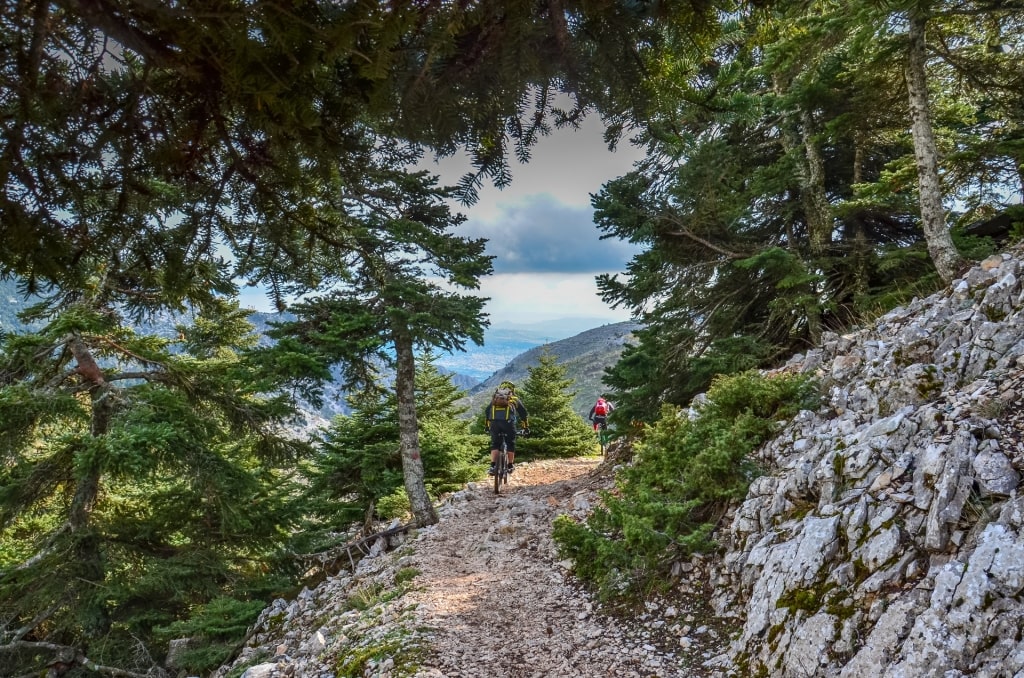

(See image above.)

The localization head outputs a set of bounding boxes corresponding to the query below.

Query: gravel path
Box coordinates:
[216,456,733,678]
[402,457,730,677]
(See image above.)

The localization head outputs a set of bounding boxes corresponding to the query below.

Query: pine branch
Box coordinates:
[0,524,71,578]
[659,214,750,260]
[58,0,177,63]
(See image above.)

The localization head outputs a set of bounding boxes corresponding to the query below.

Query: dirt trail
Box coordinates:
[402,457,721,678]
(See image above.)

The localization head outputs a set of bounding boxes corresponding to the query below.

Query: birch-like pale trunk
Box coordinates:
[392,328,438,527]
[905,8,965,283]
[800,108,833,260]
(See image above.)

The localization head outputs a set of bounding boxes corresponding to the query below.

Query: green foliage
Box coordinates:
[595,0,1024,424]
[415,354,485,492]
[514,350,596,458]
[553,370,819,603]
[296,354,480,548]
[347,582,389,612]
[262,165,492,528]
[377,488,414,523]
[394,567,420,586]
[0,298,307,675]
[1005,206,1024,244]
[2,1,1021,674]
[153,597,268,674]
[1,1,701,306]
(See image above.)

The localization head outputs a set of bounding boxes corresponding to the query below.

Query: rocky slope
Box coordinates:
[706,249,1024,676]
[210,248,1024,678]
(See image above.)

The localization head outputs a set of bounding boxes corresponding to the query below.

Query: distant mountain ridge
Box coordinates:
[1,280,637,421]
[463,321,641,418]
[433,327,551,383]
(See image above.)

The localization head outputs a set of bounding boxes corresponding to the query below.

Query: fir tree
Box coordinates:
[298,353,482,547]
[517,350,595,458]
[264,167,492,527]
[415,353,485,496]
[301,381,405,538]
[0,292,307,675]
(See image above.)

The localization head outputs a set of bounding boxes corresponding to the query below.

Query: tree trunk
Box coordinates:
[905,8,965,283]
[69,337,113,635]
[851,139,870,302]
[391,328,438,527]
[772,73,826,345]
[800,108,833,259]
[798,108,832,344]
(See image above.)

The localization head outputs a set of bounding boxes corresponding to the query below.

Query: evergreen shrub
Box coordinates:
[552,369,819,603]
[153,597,268,674]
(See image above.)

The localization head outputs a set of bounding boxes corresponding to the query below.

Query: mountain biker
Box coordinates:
[588,395,613,432]
[484,380,529,475]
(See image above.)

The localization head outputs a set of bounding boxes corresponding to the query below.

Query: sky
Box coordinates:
[239,115,646,332]
[426,116,646,330]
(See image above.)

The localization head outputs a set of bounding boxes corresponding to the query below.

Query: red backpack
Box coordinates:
[594,399,608,416]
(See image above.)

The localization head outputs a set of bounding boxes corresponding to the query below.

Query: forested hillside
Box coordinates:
[0,279,36,331]
[465,321,641,417]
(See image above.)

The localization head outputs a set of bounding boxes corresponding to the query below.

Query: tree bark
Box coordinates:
[772,72,826,345]
[69,336,113,635]
[905,8,965,283]
[851,139,870,301]
[798,108,832,344]
[800,108,833,260]
[391,328,438,527]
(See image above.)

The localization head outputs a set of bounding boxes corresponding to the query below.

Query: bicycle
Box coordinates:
[592,418,611,456]
[492,429,527,495]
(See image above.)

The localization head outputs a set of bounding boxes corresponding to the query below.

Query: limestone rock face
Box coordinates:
[710,249,1024,676]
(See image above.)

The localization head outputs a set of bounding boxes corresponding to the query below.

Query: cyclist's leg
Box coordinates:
[489,428,501,463]
[506,429,516,467]
[488,429,501,473]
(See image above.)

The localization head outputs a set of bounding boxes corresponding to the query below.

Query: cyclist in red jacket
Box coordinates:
[588,396,613,431]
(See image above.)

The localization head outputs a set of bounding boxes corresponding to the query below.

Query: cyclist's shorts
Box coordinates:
[592,415,608,429]
[489,424,517,452]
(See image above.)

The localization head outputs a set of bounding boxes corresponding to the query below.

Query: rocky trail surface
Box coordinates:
[215,455,732,678]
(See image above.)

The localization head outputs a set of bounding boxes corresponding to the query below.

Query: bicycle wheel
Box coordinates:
[494,445,506,495]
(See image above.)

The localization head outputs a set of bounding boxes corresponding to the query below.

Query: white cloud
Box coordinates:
[424,115,646,325]
[459,195,641,274]
[475,272,631,325]
[429,115,644,222]
[238,116,646,325]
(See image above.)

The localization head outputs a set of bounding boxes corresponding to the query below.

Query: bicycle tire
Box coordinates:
[494,440,507,495]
